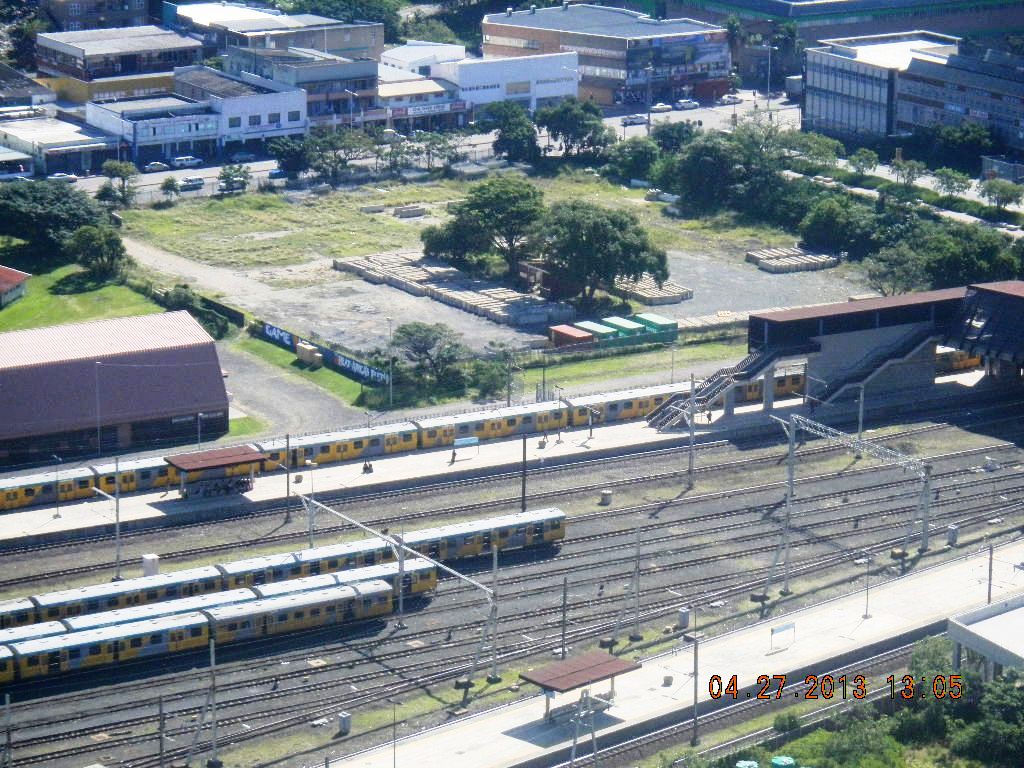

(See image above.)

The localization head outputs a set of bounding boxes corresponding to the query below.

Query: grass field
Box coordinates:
[234,335,365,403]
[0,259,163,333]
[121,171,795,268]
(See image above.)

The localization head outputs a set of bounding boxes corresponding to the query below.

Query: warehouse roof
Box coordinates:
[37,26,201,58]
[973,280,1024,299]
[750,288,967,323]
[483,4,719,39]
[0,265,30,292]
[175,67,274,97]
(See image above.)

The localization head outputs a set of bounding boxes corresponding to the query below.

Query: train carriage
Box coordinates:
[402,508,566,560]
[92,456,177,495]
[10,613,209,678]
[0,621,67,644]
[414,404,569,449]
[254,559,437,600]
[0,466,96,512]
[0,647,12,685]
[216,552,302,588]
[31,566,224,620]
[0,598,37,629]
[256,422,419,469]
[61,589,256,632]
[202,580,392,643]
[292,537,392,576]
[567,383,688,426]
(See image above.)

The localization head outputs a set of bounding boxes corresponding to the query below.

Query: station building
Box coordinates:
[482,4,730,105]
[0,312,229,465]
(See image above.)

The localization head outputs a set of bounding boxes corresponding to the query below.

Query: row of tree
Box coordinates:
[420,174,667,302]
[480,99,615,162]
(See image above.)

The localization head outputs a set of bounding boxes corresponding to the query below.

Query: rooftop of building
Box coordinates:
[0,63,55,101]
[671,0,1016,19]
[0,311,214,372]
[382,40,466,65]
[0,265,30,293]
[37,26,202,57]
[948,593,1024,669]
[0,115,115,148]
[175,66,274,97]
[483,4,721,39]
[377,79,447,98]
[221,13,356,34]
[173,2,286,27]
[811,30,959,70]
[0,146,31,163]
[903,48,1024,92]
[91,94,211,118]
[377,62,427,83]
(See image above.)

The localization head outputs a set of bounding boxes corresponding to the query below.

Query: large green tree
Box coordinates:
[604,136,660,181]
[979,178,1024,212]
[535,98,612,157]
[480,102,539,163]
[932,167,972,198]
[65,225,131,280]
[848,147,879,176]
[799,196,877,259]
[306,127,374,183]
[95,160,139,209]
[650,120,700,154]
[392,322,466,384]
[268,136,311,176]
[535,200,667,300]
[0,181,106,253]
[862,243,929,295]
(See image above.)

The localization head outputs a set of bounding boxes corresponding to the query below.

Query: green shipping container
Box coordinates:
[632,312,678,332]
[602,316,645,336]
[574,321,619,340]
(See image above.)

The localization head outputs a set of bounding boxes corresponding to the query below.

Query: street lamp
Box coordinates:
[304,459,317,547]
[386,316,394,408]
[645,64,654,136]
[93,457,121,580]
[761,45,779,114]
[52,454,63,519]
[342,89,358,127]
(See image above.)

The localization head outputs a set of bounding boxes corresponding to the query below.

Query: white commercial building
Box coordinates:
[431,51,579,113]
[381,40,466,75]
[803,31,958,138]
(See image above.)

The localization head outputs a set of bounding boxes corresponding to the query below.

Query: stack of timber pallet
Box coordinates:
[745,247,839,274]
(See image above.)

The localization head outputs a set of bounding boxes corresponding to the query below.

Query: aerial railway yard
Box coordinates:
[3,401,1024,767]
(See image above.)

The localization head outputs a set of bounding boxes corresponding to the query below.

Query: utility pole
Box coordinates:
[488,543,500,683]
[687,372,696,490]
[158,695,166,768]
[520,434,527,514]
[395,530,406,629]
[114,455,121,580]
[782,415,795,595]
[285,433,291,524]
[855,383,866,458]
[629,523,642,642]
[207,639,221,768]
[3,693,11,768]
[561,576,569,659]
[690,622,700,747]
[988,541,994,604]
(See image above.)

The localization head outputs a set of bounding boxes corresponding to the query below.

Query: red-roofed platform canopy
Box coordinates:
[520,652,641,720]
[165,444,267,473]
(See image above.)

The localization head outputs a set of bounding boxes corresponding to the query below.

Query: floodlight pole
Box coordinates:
[207,638,221,768]
[690,606,700,746]
[521,434,527,514]
[3,693,11,768]
[687,372,696,490]
[92,456,122,580]
[561,576,569,660]
[629,522,642,642]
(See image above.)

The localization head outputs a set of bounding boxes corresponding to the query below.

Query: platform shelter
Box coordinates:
[945,281,1024,375]
[520,652,640,722]
[948,590,1024,680]
[165,444,267,495]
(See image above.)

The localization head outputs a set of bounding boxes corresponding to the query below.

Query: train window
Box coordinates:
[791,375,800,384]
[623,401,632,408]
[141,471,151,480]
[105,476,115,484]
[116,641,125,652]
[146,590,157,600]
[189,627,202,637]
[77,480,89,489]
[609,403,619,411]
[242,621,251,629]
[506,418,516,426]
[88,645,101,656]
[523,416,532,424]
[131,638,142,648]
[458,425,469,434]
[304,448,313,457]
[475,423,484,430]
[277,613,288,622]
[499,528,509,537]
[158,468,168,477]
[69,648,81,659]
[227,623,237,631]
[363,599,373,609]
[24,488,34,497]
[326,605,336,613]
[311,607,321,616]
[27,656,38,667]
[47,608,58,618]
[272,569,284,580]
[203,579,216,589]
[289,566,300,576]
[319,446,330,454]
[86,601,99,611]
[352,440,363,449]
[150,634,161,644]
[370,438,381,447]
[106,598,118,607]
[294,611,305,619]
[654,397,663,404]
[403,434,413,442]
[516,526,526,534]
[550,411,560,418]
[427,429,437,438]
[328,559,338,568]
[5,492,14,501]
[14,612,28,622]
[551,520,561,529]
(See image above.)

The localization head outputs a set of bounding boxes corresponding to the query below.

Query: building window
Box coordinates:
[68,20,82,30]
[267,112,280,124]
[506,81,530,96]
[68,3,82,15]
[288,110,300,122]
[228,116,241,128]
[249,114,261,126]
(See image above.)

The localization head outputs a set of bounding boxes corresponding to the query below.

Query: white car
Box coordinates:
[716,94,742,106]
[621,114,649,126]
[46,172,78,183]
[143,161,170,173]
[171,156,203,169]
[673,99,699,110]
[649,102,672,113]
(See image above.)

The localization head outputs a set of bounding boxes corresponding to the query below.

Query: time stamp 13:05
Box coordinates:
[708,674,965,701]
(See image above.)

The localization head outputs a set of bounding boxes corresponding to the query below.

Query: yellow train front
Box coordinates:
[9,613,210,679]
[0,465,96,513]
[202,580,393,644]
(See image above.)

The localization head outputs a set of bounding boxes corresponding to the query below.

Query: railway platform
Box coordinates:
[0,419,711,547]
[333,538,1024,768]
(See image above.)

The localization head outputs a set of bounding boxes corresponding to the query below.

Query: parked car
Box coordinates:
[673,99,699,110]
[143,161,170,173]
[621,114,649,126]
[171,156,203,168]
[268,168,288,180]
[217,180,245,193]
[1,175,33,183]
[649,102,672,113]
[716,94,742,106]
[180,176,204,190]
[229,151,256,163]
[45,172,78,183]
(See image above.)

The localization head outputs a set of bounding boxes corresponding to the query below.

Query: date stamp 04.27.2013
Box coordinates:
[708,674,964,701]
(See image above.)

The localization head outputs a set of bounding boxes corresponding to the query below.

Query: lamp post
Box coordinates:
[52,454,62,519]
[386,316,394,407]
[761,45,779,114]
[304,460,317,548]
[92,457,121,580]
[645,64,654,136]
[342,89,357,127]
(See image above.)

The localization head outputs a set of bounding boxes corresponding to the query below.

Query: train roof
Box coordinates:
[216,551,299,576]
[11,612,208,655]
[402,508,565,545]
[254,573,339,598]
[91,456,168,474]
[414,402,565,430]
[0,621,68,644]
[566,382,688,408]
[0,465,95,491]
[0,598,35,614]
[256,559,435,598]
[31,566,223,608]
[202,580,391,621]
[0,647,10,662]
[257,422,419,451]
[292,537,388,564]
[62,589,255,631]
